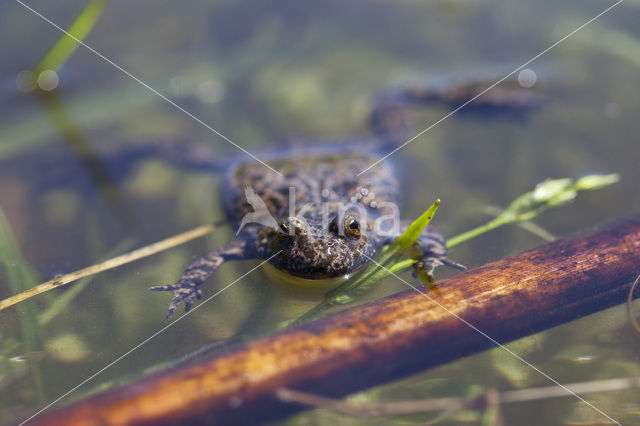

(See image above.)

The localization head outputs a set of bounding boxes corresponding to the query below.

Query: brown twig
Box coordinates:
[276,376,640,418]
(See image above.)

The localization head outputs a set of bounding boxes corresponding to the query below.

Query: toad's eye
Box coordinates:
[344,216,361,239]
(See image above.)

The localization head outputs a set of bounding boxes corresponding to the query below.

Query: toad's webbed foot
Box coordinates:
[149,238,250,318]
[413,229,467,282]
[149,281,204,318]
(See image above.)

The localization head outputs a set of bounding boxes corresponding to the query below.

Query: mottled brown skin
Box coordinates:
[223,150,400,275]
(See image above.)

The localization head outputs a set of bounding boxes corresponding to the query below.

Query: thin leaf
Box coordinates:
[0,208,47,401]
[34,0,110,74]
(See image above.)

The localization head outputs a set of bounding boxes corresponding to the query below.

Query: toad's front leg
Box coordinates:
[411,227,466,282]
[149,237,254,318]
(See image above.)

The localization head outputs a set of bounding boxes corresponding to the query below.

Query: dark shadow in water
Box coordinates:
[36,90,139,234]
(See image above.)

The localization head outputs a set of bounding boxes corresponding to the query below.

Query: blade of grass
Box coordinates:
[34,0,110,74]
[0,223,216,312]
[515,220,556,242]
[0,208,47,402]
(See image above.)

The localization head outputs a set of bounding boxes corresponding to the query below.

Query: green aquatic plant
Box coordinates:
[0,0,116,161]
[34,0,110,75]
[445,173,620,248]
[0,208,47,402]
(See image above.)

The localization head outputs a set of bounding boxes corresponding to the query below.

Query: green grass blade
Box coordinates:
[34,0,110,74]
[395,199,441,249]
[0,208,47,402]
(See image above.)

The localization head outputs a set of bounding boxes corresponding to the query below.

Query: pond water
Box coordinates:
[1,0,639,425]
